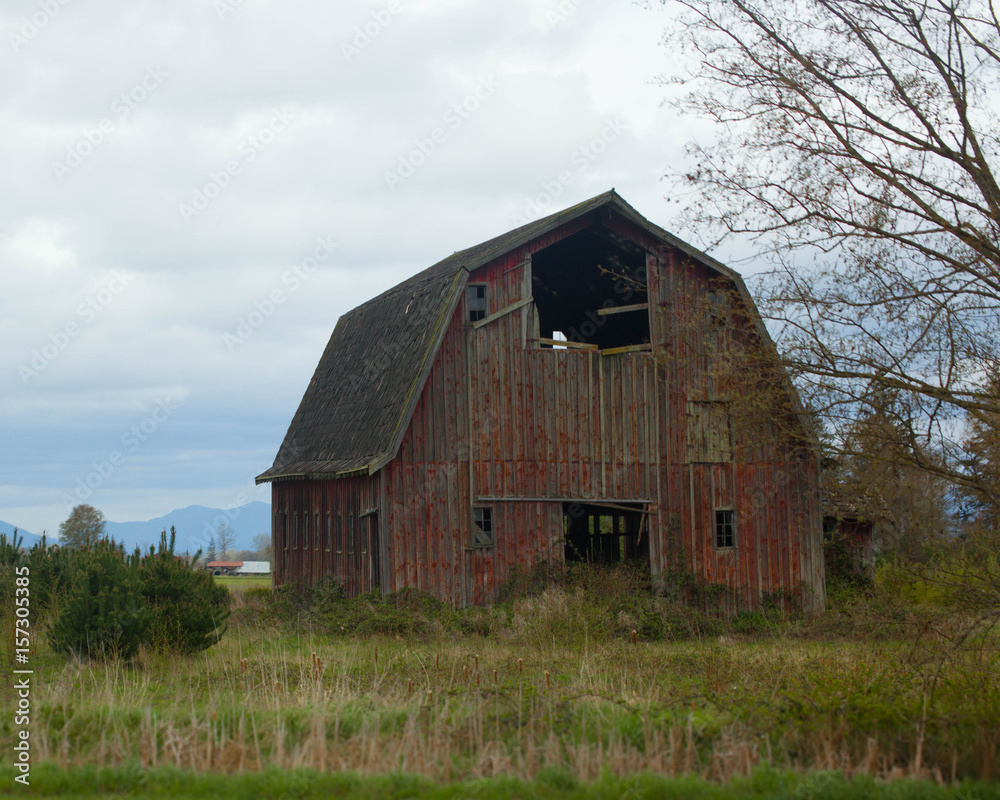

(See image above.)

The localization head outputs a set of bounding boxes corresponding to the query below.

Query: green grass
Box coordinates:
[3,764,999,800]
[214,574,272,591]
[2,563,998,785]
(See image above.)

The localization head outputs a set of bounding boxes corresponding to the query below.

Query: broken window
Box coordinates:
[715,509,736,549]
[530,227,650,351]
[472,507,494,547]
[467,284,488,322]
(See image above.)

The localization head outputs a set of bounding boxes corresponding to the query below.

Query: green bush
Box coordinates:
[46,528,230,660]
[138,528,230,654]
[47,539,149,659]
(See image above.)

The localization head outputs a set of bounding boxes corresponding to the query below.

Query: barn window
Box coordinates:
[472,507,494,548]
[292,513,299,550]
[279,512,288,551]
[467,284,488,322]
[348,512,355,555]
[715,509,736,549]
[325,512,332,551]
[314,512,320,550]
[530,227,650,351]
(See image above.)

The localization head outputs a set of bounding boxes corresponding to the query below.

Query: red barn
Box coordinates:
[257,190,825,610]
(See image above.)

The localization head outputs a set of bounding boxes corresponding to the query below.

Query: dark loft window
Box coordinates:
[530,228,650,350]
[473,507,494,547]
[715,509,735,549]
[467,284,487,322]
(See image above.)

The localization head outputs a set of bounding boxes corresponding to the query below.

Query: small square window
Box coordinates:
[715,509,735,549]
[467,284,487,322]
[473,507,494,548]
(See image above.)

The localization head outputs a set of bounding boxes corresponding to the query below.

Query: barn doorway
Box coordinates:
[562,502,649,564]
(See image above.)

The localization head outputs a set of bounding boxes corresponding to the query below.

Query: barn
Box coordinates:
[256,190,825,610]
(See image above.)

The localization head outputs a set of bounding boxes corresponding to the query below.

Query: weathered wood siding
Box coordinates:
[646,235,824,611]
[271,474,382,594]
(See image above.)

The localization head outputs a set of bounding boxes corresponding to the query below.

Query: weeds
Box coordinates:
[3,562,997,782]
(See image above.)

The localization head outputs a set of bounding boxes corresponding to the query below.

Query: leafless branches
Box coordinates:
[664,0,1000,508]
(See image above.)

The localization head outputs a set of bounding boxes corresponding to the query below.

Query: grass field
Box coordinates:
[2,564,998,794]
[213,575,272,592]
[3,764,999,799]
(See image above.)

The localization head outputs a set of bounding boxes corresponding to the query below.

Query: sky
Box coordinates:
[0,0,716,535]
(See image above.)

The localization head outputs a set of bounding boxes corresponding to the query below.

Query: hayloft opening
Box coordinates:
[531,226,650,351]
[562,502,649,564]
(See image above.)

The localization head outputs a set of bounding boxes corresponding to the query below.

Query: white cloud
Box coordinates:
[0,0,702,533]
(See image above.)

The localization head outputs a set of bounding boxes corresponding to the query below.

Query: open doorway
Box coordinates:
[563,502,649,564]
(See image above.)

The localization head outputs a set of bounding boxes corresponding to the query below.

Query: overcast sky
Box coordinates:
[0,0,716,534]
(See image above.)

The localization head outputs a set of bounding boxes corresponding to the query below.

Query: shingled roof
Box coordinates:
[256,189,792,484]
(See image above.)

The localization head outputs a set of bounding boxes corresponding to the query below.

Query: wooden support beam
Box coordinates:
[601,343,652,356]
[596,302,649,317]
[529,337,599,351]
[471,296,532,329]
[477,496,654,505]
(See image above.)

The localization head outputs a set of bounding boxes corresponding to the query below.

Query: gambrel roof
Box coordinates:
[256,189,796,484]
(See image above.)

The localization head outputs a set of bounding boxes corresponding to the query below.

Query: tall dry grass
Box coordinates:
[12,579,997,783]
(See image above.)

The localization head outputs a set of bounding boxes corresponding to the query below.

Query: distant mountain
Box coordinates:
[104,502,272,556]
[0,521,44,549]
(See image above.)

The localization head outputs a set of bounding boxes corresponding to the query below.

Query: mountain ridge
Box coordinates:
[2,503,272,554]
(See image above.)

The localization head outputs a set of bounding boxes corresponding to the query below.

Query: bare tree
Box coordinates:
[252,532,273,561]
[215,523,236,561]
[58,504,107,549]
[662,0,1000,505]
